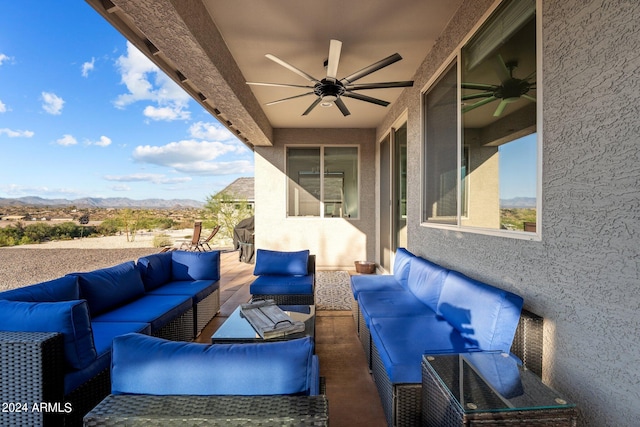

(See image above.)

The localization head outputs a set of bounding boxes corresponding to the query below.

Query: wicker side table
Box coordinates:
[83,394,329,426]
[421,353,577,427]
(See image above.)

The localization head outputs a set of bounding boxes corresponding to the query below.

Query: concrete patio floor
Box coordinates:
[196,250,386,427]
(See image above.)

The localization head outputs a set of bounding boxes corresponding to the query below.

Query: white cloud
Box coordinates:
[0,53,11,66]
[114,42,191,121]
[132,140,239,165]
[173,159,253,176]
[0,100,6,113]
[0,128,34,138]
[41,92,65,115]
[55,134,77,146]
[88,135,112,147]
[110,184,131,192]
[81,57,95,77]
[104,173,192,185]
[189,121,236,141]
[1,184,81,198]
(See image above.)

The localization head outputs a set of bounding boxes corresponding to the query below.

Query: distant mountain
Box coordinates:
[500,197,536,209]
[0,196,204,209]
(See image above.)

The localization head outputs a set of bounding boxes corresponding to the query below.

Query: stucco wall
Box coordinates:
[382,0,639,426]
[254,128,376,269]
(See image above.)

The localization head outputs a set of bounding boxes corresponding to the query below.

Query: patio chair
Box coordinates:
[196,224,221,251]
[179,221,203,251]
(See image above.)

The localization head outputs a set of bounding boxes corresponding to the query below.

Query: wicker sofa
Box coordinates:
[83,333,327,426]
[0,250,221,427]
[351,248,534,427]
[249,249,316,305]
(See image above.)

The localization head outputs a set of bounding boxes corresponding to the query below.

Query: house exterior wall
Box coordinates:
[254,128,376,269]
[377,0,639,426]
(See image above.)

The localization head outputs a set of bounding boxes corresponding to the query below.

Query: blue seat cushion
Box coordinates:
[137,252,173,291]
[437,271,523,351]
[358,290,438,326]
[350,274,404,300]
[111,333,318,396]
[463,352,524,398]
[250,275,314,295]
[370,315,479,383]
[0,299,96,370]
[147,279,219,303]
[392,247,415,288]
[92,294,192,332]
[405,257,448,312]
[72,261,146,316]
[253,249,309,276]
[0,275,80,302]
[171,250,221,281]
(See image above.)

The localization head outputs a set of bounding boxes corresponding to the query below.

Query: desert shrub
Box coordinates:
[153,233,174,248]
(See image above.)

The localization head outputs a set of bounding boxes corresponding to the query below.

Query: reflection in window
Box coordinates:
[287,146,358,218]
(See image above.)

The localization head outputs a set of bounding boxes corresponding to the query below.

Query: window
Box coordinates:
[287,146,359,218]
[423,0,538,235]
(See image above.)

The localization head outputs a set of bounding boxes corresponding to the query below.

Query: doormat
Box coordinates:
[315,271,352,310]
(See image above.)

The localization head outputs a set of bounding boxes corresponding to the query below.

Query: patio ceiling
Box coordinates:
[87,0,464,146]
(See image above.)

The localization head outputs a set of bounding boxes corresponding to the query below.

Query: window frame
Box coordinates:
[420,0,542,241]
[285,144,360,220]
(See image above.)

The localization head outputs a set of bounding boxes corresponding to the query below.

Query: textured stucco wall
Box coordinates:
[254,128,376,269]
[382,0,639,426]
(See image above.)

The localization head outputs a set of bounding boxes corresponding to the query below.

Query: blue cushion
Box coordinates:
[358,290,438,326]
[350,274,404,300]
[147,279,219,303]
[464,352,524,398]
[137,252,173,291]
[72,261,146,316]
[370,315,478,383]
[91,321,151,356]
[405,257,448,312]
[250,275,314,295]
[253,249,309,276]
[0,299,96,370]
[437,271,523,351]
[93,294,192,332]
[171,250,221,281]
[111,333,317,396]
[392,247,415,288]
[0,275,80,302]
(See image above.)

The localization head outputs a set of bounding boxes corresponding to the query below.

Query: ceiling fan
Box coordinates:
[246,39,414,116]
[462,55,536,117]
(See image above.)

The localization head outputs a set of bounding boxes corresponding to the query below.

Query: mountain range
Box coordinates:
[500,197,536,208]
[0,196,204,209]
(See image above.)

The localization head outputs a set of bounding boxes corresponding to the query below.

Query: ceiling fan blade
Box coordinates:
[247,82,315,89]
[522,94,537,102]
[462,91,495,101]
[265,54,321,84]
[346,81,414,90]
[493,99,509,116]
[462,96,497,113]
[302,98,322,116]
[342,91,390,107]
[462,82,498,91]
[524,70,536,81]
[334,98,351,116]
[326,39,342,81]
[266,92,315,106]
[340,53,403,85]
[493,54,512,83]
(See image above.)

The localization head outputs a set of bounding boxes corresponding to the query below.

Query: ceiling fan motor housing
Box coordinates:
[315,79,346,102]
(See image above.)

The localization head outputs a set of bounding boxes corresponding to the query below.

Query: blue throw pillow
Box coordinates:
[0,275,80,302]
[171,250,220,281]
[111,333,315,396]
[137,252,173,290]
[0,299,97,370]
[253,249,309,276]
[72,261,146,316]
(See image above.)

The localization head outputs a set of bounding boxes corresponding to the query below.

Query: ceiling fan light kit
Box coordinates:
[247,39,414,117]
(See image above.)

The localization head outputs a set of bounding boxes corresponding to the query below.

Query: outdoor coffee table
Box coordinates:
[211,303,315,344]
[421,352,578,426]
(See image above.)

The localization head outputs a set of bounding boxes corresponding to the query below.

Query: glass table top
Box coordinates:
[423,352,575,413]
[211,304,315,343]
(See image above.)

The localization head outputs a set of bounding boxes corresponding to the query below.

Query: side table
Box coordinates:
[422,352,577,426]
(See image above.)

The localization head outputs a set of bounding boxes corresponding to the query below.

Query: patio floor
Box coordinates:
[196,250,386,427]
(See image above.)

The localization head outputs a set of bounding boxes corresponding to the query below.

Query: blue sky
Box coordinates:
[0,2,253,203]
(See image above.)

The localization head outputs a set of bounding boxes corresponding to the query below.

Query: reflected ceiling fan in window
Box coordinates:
[462,55,536,117]
[246,39,414,116]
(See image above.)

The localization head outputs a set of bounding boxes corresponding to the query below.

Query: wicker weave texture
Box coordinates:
[83,394,329,426]
[253,294,315,305]
[510,309,544,377]
[151,307,194,341]
[351,298,360,334]
[195,289,220,337]
[358,311,372,370]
